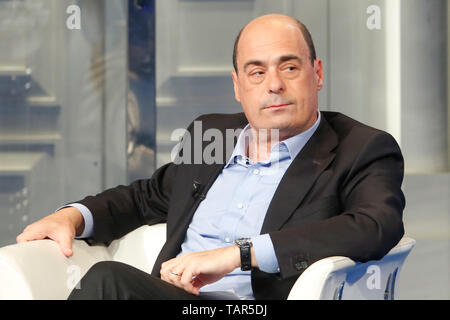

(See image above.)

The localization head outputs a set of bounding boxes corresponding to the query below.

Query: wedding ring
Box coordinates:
[170,271,180,276]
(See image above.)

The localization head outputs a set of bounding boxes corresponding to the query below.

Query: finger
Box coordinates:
[180,268,198,294]
[189,281,201,296]
[183,279,200,296]
[179,268,193,288]
[16,233,26,243]
[16,226,33,243]
[16,229,46,243]
[161,264,180,284]
[169,261,190,288]
[56,236,73,257]
[162,270,180,287]
[160,259,176,273]
[160,266,173,282]
[161,258,182,278]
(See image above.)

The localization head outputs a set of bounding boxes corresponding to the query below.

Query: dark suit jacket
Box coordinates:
[78,111,405,300]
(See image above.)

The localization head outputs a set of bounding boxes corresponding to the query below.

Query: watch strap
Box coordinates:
[235,238,252,271]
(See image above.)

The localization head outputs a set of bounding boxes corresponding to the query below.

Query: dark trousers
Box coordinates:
[67,261,208,300]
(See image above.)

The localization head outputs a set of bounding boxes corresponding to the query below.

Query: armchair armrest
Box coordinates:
[0,239,111,300]
[287,236,416,300]
[107,224,166,274]
[0,223,166,300]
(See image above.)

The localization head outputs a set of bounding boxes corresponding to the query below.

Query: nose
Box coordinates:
[267,69,285,94]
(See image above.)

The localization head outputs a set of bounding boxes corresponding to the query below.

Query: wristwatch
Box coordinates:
[234,238,253,271]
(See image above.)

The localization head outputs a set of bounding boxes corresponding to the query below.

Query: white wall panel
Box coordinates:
[329,0,387,132]
[401,0,448,173]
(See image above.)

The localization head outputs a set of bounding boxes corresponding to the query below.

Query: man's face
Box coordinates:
[232,18,324,139]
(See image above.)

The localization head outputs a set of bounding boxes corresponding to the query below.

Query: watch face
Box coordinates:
[235,238,252,247]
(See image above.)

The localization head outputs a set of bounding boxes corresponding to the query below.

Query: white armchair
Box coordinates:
[0,224,415,300]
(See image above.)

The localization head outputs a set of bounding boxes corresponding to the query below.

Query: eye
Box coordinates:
[250,70,265,77]
[284,66,297,72]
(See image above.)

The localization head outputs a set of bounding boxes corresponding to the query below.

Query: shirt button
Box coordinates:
[237,203,243,209]
[253,169,260,175]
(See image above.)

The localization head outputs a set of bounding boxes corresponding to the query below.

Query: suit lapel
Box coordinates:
[194,113,249,195]
[169,114,248,248]
[260,113,338,234]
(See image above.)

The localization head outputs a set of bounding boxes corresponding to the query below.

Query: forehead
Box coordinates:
[237,21,308,65]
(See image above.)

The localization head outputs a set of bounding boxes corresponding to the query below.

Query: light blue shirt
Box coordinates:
[67,112,321,299]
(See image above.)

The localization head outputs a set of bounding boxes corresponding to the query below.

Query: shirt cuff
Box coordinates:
[56,203,94,239]
[250,234,280,273]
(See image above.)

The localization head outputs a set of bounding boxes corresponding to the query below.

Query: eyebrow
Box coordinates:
[243,55,303,72]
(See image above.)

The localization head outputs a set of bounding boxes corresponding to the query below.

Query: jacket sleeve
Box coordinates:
[269,131,405,279]
[77,162,177,246]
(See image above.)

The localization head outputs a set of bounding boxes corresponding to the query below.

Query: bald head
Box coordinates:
[233,14,316,73]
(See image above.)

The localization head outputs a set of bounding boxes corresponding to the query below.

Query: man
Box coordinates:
[16,14,405,300]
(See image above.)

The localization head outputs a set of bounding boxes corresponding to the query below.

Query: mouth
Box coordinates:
[264,103,292,110]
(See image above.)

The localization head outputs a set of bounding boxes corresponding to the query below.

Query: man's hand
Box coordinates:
[160,246,241,296]
[16,207,85,258]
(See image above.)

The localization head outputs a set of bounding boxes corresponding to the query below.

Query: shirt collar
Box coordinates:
[225,111,322,167]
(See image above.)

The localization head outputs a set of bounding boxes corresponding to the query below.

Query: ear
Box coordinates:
[231,71,241,103]
[314,58,324,91]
